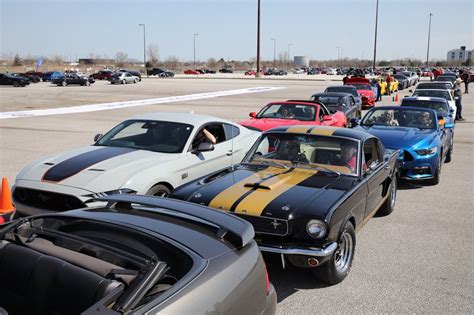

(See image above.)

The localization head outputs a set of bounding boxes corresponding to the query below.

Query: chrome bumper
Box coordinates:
[259,242,337,257]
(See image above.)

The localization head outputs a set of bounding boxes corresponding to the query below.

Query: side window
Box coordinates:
[191,123,226,150]
[224,124,240,140]
[350,97,355,107]
[363,138,382,170]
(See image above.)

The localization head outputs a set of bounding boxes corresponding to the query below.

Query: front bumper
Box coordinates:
[397,152,438,181]
[259,242,337,257]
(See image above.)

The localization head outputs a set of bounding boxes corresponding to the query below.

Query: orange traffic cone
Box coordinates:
[0,177,15,214]
[395,94,399,102]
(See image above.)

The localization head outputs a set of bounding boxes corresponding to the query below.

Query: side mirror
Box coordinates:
[322,115,332,121]
[94,134,103,142]
[445,122,454,129]
[193,142,214,153]
[369,160,378,171]
[350,118,360,126]
[408,89,413,93]
[249,112,257,118]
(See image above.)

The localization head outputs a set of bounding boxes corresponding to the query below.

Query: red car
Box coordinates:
[239,100,347,132]
[90,70,114,80]
[184,69,200,75]
[345,77,376,108]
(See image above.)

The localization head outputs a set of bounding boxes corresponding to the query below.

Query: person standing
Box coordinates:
[454,78,464,121]
[433,68,441,80]
[385,74,392,96]
[342,73,350,85]
[461,70,470,94]
[376,79,382,102]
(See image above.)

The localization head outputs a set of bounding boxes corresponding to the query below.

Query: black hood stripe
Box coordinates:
[43,146,135,182]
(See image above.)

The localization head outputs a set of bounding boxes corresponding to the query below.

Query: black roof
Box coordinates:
[312,92,352,97]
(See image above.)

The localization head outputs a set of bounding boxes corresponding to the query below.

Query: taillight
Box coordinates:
[263,261,270,296]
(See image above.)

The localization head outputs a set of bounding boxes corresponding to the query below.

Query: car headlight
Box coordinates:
[415,147,438,156]
[306,220,327,239]
[84,188,137,200]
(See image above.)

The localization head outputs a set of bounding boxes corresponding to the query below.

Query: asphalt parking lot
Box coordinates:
[0,76,472,313]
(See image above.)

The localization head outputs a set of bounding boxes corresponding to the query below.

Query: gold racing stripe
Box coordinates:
[310,128,336,136]
[234,169,318,216]
[286,126,312,133]
[209,166,283,210]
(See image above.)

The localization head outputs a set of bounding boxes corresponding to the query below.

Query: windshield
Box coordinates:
[244,133,359,175]
[362,108,436,129]
[350,84,371,91]
[394,75,407,80]
[416,83,451,90]
[325,86,357,97]
[412,90,451,101]
[400,100,449,116]
[312,95,343,106]
[257,103,316,121]
[436,77,455,83]
[96,120,194,153]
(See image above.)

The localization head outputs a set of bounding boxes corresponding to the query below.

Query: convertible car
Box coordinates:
[310,92,361,125]
[344,77,376,108]
[170,126,399,284]
[0,195,276,314]
[239,100,347,131]
[12,113,259,216]
[353,106,453,185]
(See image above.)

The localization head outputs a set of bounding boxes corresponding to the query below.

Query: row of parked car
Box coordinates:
[2,74,458,314]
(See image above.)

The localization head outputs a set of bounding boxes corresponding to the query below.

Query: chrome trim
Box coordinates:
[259,242,337,257]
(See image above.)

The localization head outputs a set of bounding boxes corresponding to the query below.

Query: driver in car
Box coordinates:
[369,110,399,126]
[280,107,295,119]
[410,112,433,128]
[192,128,217,150]
[338,142,358,173]
[276,140,308,163]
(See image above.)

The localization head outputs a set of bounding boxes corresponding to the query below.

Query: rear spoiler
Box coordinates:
[95,195,254,249]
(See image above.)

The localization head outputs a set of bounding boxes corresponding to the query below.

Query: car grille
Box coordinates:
[233,214,289,236]
[13,187,85,211]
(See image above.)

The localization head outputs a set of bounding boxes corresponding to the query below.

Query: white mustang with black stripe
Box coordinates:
[12,112,259,217]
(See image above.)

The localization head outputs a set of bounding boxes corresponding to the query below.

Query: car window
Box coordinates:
[257,104,316,121]
[224,124,240,140]
[363,138,382,170]
[96,120,193,153]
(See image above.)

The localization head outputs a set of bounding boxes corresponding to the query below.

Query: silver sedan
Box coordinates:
[109,72,139,84]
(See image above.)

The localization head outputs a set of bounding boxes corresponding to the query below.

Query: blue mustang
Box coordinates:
[353,106,454,185]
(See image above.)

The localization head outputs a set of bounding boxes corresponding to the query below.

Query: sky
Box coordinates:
[1,0,473,62]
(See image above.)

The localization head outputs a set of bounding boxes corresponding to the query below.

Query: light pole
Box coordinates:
[426,13,433,66]
[271,38,276,68]
[193,33,199,69]
[336,46,341,66]
[287,43,293,70]
[372,0,379,71]
[256,0,261,77]
[138,24,146,76]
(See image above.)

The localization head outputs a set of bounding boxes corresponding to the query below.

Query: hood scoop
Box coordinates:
[244,180,284,191]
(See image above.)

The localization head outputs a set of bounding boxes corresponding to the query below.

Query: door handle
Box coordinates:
[383,164,390,170]
[226,150,233,156]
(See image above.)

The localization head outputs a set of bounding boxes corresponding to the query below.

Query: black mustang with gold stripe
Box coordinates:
[170,126,399,284]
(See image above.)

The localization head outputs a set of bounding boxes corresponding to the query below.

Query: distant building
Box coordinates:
[446,46,473,62]
[78,58,115,65]
[294,56,309,67]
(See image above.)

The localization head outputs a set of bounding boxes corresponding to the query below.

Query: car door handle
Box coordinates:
[384,164,390,170]
[226,150,233,156]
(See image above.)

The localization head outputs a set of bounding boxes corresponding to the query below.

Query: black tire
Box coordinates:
[145,184,171,197]
[85,80,90,86]
[445,143,453,163]
[13,81,20,87]
[62,81,67,87]
[313,221,355,285]
[427,155,441,185]
[378,177,397,216]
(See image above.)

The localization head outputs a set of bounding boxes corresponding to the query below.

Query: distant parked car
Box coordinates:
[292,68,305,74]
[393,74,409,90]
[264,68,287,76]
[42,71,63,82]
[15,73,41,83]
[324,85,363,109]
[307,68,320,75]
[326,68,337,75]
[119,69,142,81]
[219,68,234,73]
[197,69,216,74]
[345,77,376,108]
[184,69,200,75]
[311,92,361,125]
[435,75,456,85]
[401,71,419,86]
[108,72,140,84]
[147,68,175,77]
[52,74,95,86]
[89,70,114,80]
[0,73,30,87]
[25,70,44,78]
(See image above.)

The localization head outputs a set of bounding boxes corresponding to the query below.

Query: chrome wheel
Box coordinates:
[334,231,354,273]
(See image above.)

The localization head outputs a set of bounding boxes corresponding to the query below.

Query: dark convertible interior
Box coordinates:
[0,217,193,315]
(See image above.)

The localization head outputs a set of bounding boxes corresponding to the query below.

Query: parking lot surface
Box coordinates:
[0,76,472,313]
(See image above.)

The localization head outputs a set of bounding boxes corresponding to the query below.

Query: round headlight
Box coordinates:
[306,220,327,239]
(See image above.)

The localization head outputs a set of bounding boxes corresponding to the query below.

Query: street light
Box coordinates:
[271,38,276,68]
[372,0,379,71]
[287,43,293,70]
[336,46,341,66]
[193,33,199,69]
[426,13,433,66]
[138,24,146,76]
[256,0,261,77]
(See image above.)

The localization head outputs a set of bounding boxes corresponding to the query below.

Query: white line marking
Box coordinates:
[0,86,284,119]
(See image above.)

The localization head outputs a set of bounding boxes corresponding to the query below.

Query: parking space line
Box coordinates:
[0,86,284,119]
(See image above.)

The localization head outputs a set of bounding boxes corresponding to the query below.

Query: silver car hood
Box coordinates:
[17,146,178,192]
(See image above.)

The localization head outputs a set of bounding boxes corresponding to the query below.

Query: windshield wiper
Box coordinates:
[314,165,341,177]
[254,159,289,169]
[290,161,340,177]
